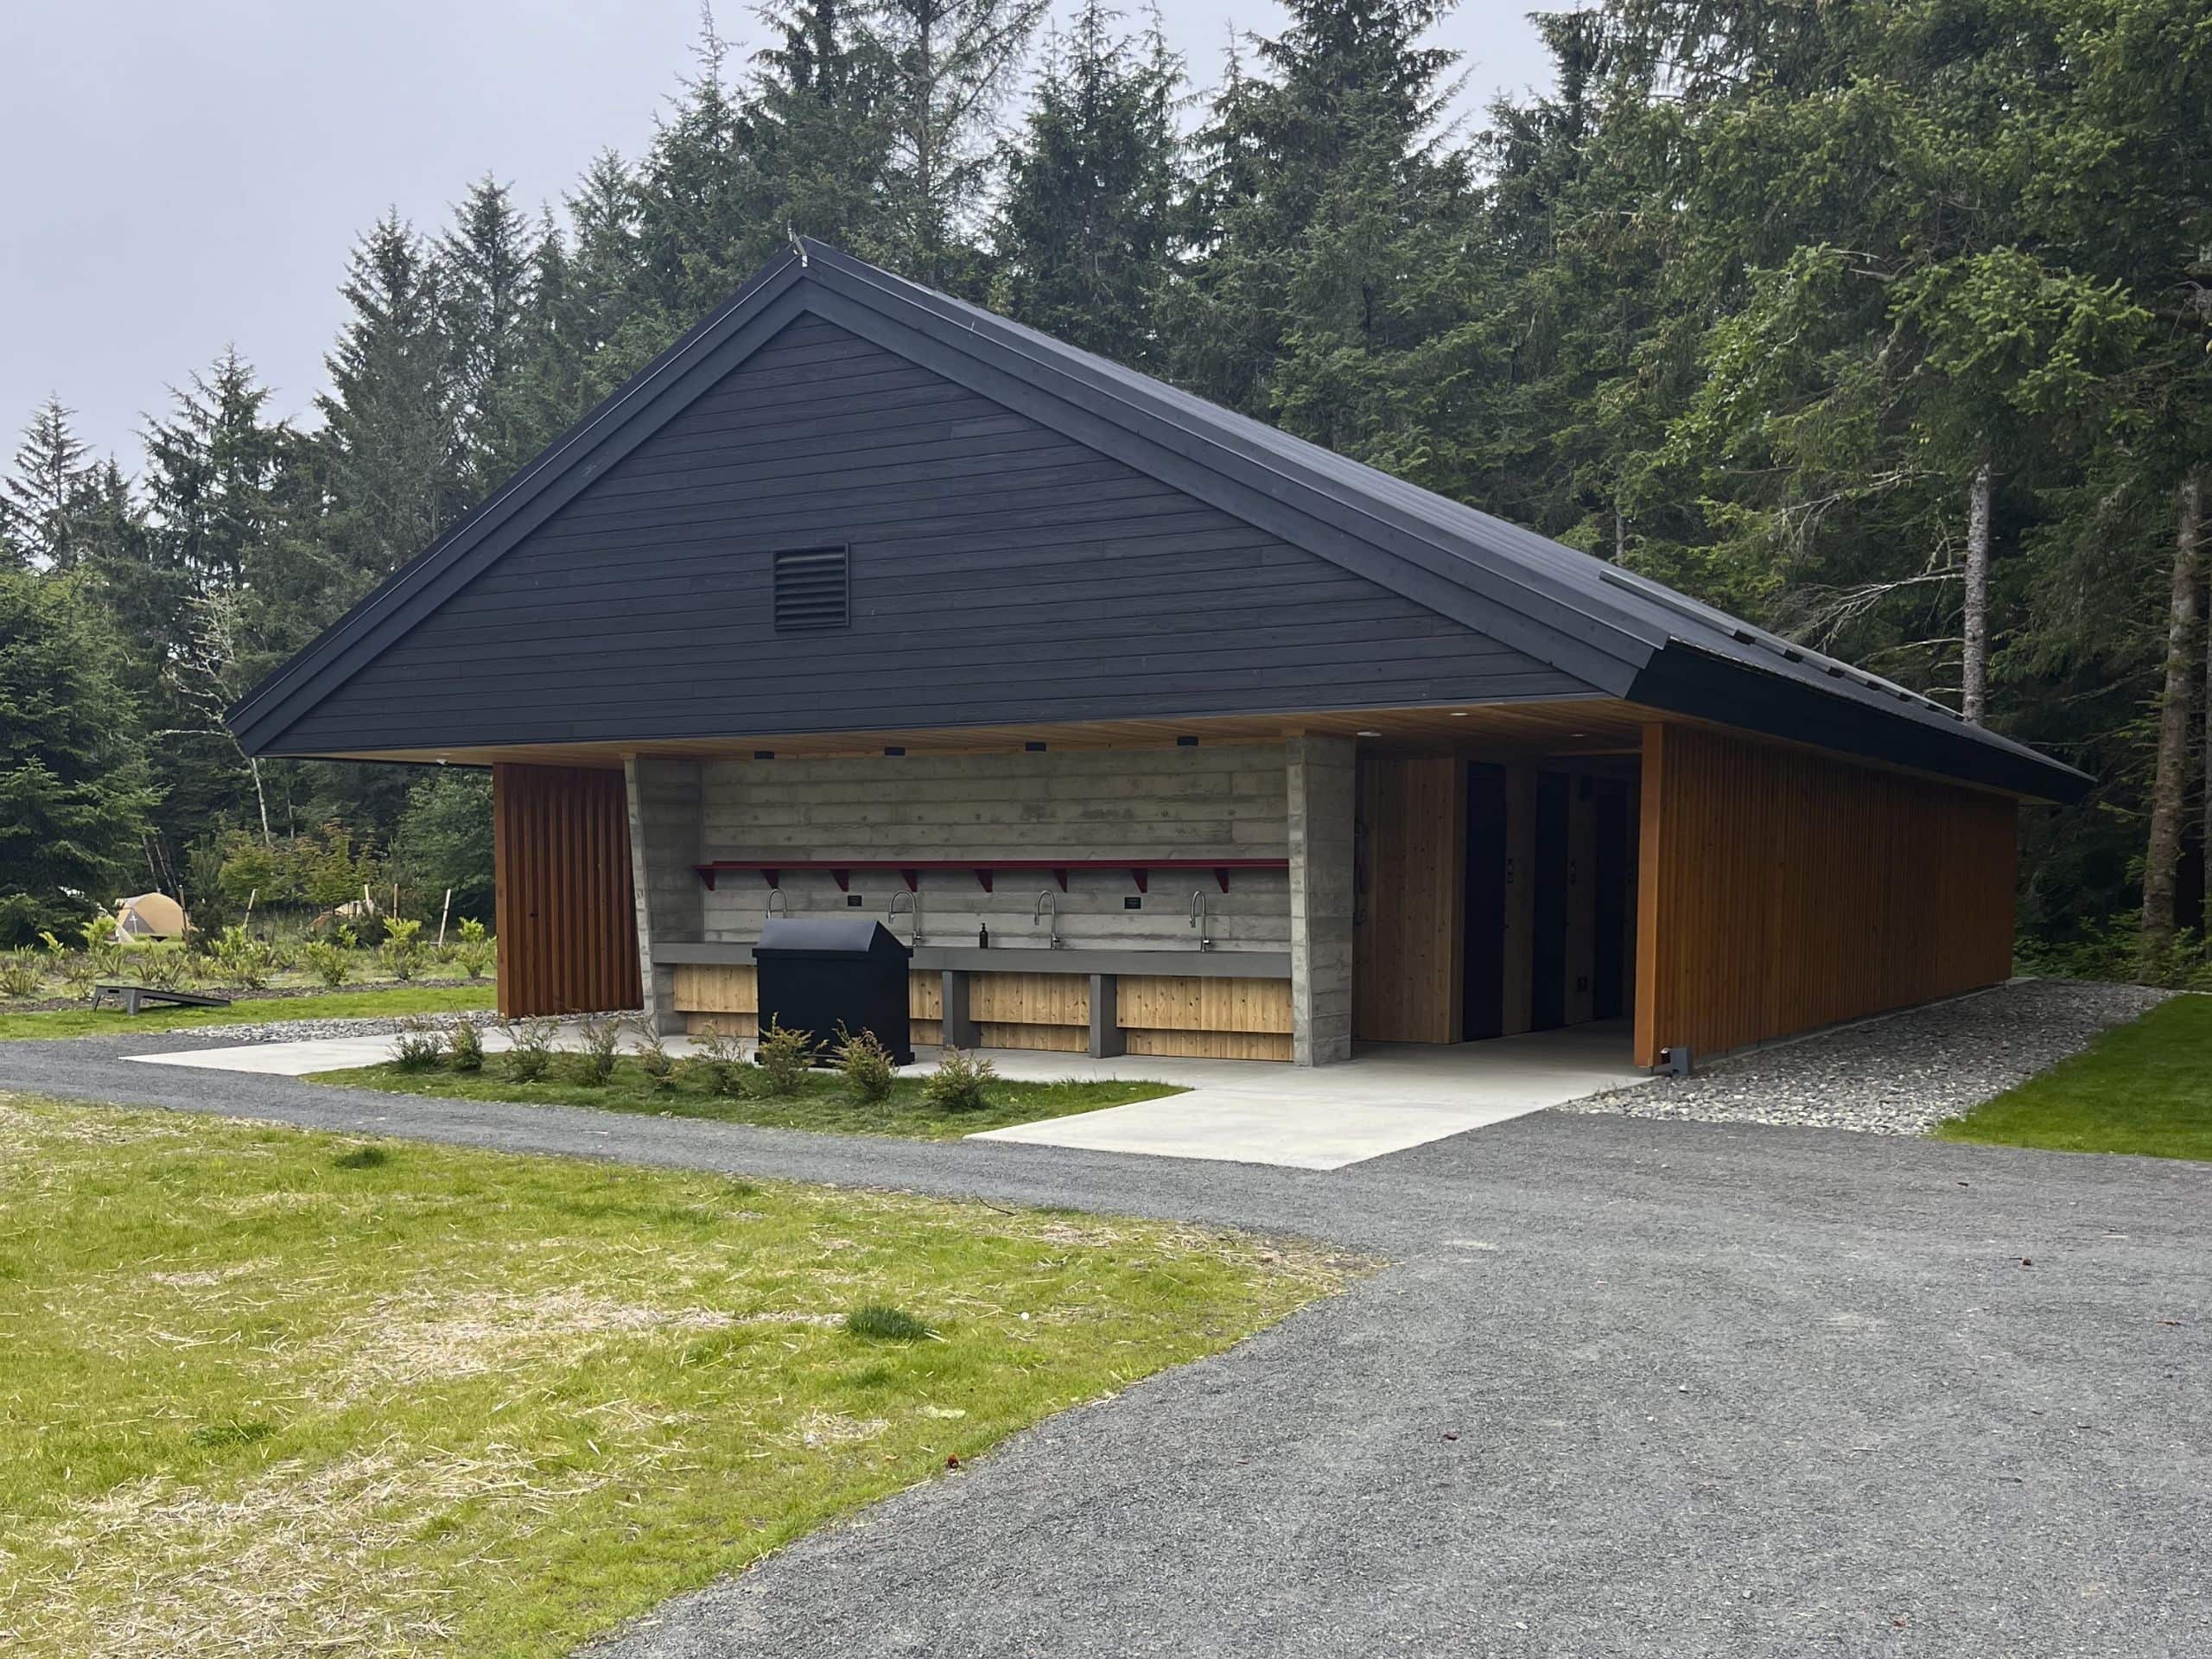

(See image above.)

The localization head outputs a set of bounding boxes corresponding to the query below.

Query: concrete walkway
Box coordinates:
[124,1020,1646,1169]
[972,1023,1644,1167]
[3,1033,2207,1658]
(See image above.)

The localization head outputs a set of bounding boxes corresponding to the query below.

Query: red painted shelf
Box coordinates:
[691,857,1287,894]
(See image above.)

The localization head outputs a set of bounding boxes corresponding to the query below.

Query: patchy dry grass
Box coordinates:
[0,1094,1354,1658]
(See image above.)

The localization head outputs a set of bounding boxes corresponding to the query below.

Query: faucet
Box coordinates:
[888,888,923,944]
[1033,889,1063,949]
[1189,890,1214,950]
[766,887,788,919]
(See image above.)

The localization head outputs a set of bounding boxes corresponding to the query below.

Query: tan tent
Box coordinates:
[116,892,187,939]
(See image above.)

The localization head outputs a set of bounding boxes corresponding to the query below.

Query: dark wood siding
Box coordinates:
[275,317,1589,753]
[1632,723,2017,1065]
[493,763,642,1018]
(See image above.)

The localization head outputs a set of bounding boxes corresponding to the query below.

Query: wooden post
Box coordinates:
[436,888,453,947]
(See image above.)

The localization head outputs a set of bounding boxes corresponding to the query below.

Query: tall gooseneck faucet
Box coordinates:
[766,887,789,919]
[1033,889,1062,949]
[888,888,923,944]
[1189,890,1214,951]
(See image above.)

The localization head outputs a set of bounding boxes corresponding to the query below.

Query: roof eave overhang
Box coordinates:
[1628,642,2092,804]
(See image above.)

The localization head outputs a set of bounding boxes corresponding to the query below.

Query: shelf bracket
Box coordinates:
[900,868,919,893]
[975,868,994,893]
[1129,868,1149,894]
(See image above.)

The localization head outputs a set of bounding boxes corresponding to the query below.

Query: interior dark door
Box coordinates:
[1530,770,1568,1031]
[1462,763,1507,1040]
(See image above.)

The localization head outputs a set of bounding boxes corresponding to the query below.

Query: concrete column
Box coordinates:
[940,970,979,1049]
[1088,973,1125,1058]
[1287,735,1357,1065]
[625,756,703,1034]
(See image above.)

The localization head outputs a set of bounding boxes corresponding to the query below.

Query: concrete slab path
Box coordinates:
[3,1033,2205,1656]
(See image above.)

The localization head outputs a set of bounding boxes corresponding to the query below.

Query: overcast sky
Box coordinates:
[3,2,1557,468]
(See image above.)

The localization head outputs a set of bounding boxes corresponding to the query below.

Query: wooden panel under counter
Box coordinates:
[1119,973,1293,1061]
[675,963,942,1043]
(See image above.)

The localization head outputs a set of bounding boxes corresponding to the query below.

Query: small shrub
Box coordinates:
[391,1015,446,1071]
[686,1025,750,1096]
[138,944,193,991]
[636,1027,680,1090]
[753,1020,817,1096]
[446,1017,485,1072]
[924,1047,997,1114]
[832,1023,898,1103]
[333,1145,389,1170]
[501,1017,559,1083]
[302,939,354,988]
[845,1305,930,1342]
[81,912,119,949]
[209,925,276,990]
[454,917,496,982]
[379,918,428,982]
[0,950,45,1000]
[568,1014,625,1086]
[60,953,101,996]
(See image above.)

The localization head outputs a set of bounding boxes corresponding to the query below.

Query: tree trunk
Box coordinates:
[2141,470,2203,971]
[1961,459,1993,723]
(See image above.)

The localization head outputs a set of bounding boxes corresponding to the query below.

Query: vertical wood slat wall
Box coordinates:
[1353,753,1465,1043]
[1633,723,2018,1066]
[493,763,645,1019]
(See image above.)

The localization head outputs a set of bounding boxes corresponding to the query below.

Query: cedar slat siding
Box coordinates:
[493,764,643,1018]
[273,318,1588,753]
[1631,724,2016,1066]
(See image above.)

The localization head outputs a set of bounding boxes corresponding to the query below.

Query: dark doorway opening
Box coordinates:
[1462,764,1508,1040]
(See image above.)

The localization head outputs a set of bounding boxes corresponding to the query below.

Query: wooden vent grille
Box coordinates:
[772,545,849,632]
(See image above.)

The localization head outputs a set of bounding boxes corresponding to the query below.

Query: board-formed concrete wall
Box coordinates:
[692,745,1292,954]
[626,756,704,1032]
[1288,736,1357,1065]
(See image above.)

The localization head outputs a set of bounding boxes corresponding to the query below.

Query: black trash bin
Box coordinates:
[752,917,915,1065]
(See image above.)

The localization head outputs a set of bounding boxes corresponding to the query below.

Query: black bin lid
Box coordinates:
[753,917,912,960]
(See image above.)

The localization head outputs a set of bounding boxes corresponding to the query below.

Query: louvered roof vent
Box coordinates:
[772,545,849,632]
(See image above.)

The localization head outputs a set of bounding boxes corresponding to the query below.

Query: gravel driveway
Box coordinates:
[3,1000,2205,1658]
[1567,977,2170,1135]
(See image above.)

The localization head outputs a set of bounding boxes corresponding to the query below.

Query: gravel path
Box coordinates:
[176,1009,489,1046]
[1564,977,2170,1135]
[3,999,2206,1656]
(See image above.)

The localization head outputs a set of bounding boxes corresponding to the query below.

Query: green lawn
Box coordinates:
[0,983,494,1042]
[0,1093,1351,1659]
[1936,994,2212,1160]
[309,1055,1182,1141]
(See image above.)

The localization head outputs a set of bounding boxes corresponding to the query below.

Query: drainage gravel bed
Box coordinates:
[1565,977,2171,1135]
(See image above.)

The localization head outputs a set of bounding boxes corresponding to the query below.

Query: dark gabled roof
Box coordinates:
[229,240,2089,803]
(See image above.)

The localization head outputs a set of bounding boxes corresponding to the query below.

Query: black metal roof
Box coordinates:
[228,239,2088,802]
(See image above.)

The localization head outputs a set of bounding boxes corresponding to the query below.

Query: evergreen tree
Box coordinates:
[751,0,893,259]
[438,177,538,494]
[990,3,1181,365]
[0,566,159,943]
[632,18,769,324]
[1172,0,1478,476]
[868,0,1048,289]
[1,397,102,569]
[317,213,460,584]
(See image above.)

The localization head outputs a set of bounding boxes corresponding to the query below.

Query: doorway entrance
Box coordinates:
[1352,749,1639,1049]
